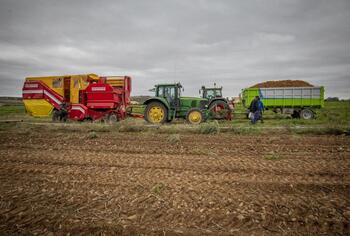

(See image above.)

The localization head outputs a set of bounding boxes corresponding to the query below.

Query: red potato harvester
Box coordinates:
[22,75,131,123]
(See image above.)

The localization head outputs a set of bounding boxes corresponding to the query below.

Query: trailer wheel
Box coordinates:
[186,108,204,125]
[300,108,314,120]
[145,102,168,124]
[291,110,300,119]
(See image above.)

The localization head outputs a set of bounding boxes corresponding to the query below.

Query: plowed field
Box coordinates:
[0,124,349,235]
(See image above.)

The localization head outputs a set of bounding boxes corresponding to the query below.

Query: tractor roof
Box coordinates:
[202,86,222,90]
[155,83,182,87]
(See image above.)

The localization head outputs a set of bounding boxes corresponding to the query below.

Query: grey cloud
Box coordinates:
[0,0,349,98]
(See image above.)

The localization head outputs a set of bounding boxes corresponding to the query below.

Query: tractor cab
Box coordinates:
[201,86,223,100]
[154,83,182,108]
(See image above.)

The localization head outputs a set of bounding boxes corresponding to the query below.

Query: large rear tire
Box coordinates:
[300,108,314,120]
[144,102,168,124]
[209,100,229,119]
[186,108,204,125]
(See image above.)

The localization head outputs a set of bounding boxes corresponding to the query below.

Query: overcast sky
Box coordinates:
[0,0,349,98]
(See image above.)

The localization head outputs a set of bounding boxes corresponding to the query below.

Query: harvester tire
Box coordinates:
[108,114,118,124]
[186,108,204,125]
[144,102,168,124]
[52,110,60,122]
[209,100,229,119]
[300,108,314,120]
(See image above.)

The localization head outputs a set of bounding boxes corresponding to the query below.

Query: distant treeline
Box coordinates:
[325,97,350,102]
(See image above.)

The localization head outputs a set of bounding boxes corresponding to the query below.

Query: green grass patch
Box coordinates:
[198,120,220,134]
[167,134,181,144]
[117,118,147,132]
[87,131,98,139]
[151,183,165,195]
[0,105,25,116]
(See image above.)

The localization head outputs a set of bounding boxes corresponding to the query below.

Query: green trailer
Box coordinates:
[241,86,325,119]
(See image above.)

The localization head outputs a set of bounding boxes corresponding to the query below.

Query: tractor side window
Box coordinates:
[164,87,176,105]
[158,87,164,97]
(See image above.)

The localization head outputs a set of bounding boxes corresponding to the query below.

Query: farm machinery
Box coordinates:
[200,84,233,120]
[241,86,325,119]
[143,83,208,124]
[22,74,131,122]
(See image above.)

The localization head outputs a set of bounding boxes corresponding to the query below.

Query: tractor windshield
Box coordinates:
[205,89,222,99]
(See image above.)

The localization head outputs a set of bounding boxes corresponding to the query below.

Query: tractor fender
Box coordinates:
[143,97,171,119]
[208,98,229,108]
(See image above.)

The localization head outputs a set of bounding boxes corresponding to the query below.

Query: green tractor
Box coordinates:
[200,84,232,120]
[144,83,208,124]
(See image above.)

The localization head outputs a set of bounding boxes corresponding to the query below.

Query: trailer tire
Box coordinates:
[291,110,300,119]
[300,108,314,120]
[145,102,168,124]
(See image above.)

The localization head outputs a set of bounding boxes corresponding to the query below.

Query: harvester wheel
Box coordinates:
[186,108,204,125]
[108,114,118,124]
[300,109,314,120]
[145,102,167,124]
[209,100,229,119]
[52,110,60,122]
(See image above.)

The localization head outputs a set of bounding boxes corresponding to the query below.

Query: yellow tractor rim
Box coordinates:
[148,106,164,123]
[189,111,202,124]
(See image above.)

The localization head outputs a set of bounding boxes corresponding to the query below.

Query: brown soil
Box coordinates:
[250,80,314,88]
[0,125,349,235]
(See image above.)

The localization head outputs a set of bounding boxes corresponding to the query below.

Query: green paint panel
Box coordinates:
[242,87,325,108]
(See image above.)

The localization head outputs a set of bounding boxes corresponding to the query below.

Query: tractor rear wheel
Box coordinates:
[209,100,229,119]
[186,108,204,124]
[145,102,168,124]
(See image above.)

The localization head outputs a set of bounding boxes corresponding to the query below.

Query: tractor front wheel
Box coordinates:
[186,108,204,124]
[145,102,168,124]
